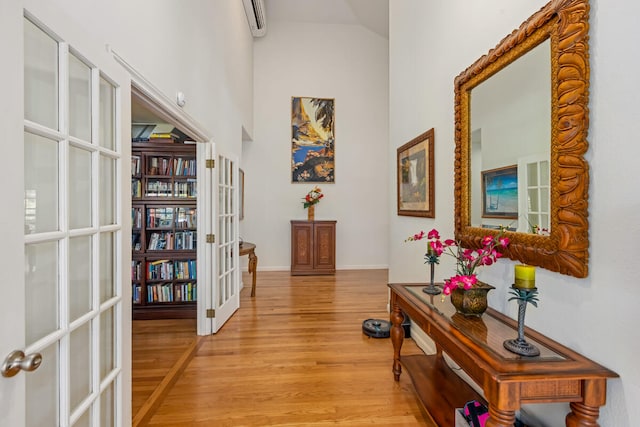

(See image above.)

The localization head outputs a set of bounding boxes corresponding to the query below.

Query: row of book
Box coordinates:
[145,282,197,303]
[146,259,196,280]
[132,207,143,228]
[133,283,198,304]
[132,155,141,176]
[145,207,197,229]
[131,260,143,281]
[144,180,197,198]
[132,179,142,198]
[147,231,197,250]
[146,156,196,177]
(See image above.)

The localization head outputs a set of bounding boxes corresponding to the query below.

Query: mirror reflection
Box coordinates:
[470,39,551,234]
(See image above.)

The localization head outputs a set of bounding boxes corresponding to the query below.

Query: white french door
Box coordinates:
[199,145,240,334]
[0,4,129,426]
[517,154,550,233]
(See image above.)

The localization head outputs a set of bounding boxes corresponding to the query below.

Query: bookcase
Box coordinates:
[131,141,198,320]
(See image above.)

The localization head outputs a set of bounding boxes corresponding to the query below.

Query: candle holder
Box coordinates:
[422,258,441,295]
[503,286,540,357]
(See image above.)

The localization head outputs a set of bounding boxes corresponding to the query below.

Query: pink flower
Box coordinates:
[408,229,509,294]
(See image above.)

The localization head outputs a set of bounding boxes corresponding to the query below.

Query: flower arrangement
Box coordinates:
[302,186,323,208]
[406,228,509,296]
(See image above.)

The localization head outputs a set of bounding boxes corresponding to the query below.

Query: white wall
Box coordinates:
[243,21,389,270]
[390,1,640,426]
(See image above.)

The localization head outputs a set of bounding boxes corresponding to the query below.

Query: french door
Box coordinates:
[0,4,129,426]
[199,144,240,334]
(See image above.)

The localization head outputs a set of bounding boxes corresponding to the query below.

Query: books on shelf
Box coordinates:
[131,155,141,176]
[144,282,197,303]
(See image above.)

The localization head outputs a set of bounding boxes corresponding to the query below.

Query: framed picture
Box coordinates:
[481,165,518,218]
[397,128,435,218]
[239,168,245,220]
[291,97,335,183]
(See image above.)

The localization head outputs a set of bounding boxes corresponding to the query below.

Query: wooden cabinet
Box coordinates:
[290,220,336,275]
[132,141,198,320]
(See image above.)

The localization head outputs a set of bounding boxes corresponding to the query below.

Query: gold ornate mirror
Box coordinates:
[454,0,590,278]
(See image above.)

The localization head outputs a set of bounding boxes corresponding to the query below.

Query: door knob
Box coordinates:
[1,350,42,378]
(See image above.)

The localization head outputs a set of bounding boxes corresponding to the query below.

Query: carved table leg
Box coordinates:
[566,402,601,427]
[486,405,517,427]
[248,251,258,297]
[390,304,405,381]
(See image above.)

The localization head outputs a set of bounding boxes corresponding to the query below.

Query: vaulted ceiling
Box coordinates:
[266,0,389,38]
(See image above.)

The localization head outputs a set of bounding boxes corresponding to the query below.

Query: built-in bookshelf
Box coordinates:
[131,141,198,320]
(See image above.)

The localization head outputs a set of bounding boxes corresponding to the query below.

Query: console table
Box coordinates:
[239,242,258,297]
[389,283,618,427]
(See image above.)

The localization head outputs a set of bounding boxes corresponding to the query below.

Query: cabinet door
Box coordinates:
[314,222,336,272]
[291,222,314,274]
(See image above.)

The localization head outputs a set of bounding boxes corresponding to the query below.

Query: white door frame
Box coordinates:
[112,50,222,337]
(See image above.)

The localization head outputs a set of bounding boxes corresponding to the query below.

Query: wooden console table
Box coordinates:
[389,283,618,427]
[239,242,258,297]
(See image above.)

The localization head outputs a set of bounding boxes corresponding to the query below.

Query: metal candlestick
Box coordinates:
[503,286,540,357]
[422,260,441,295]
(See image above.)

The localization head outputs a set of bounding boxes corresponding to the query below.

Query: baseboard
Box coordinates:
[242,265,390,272]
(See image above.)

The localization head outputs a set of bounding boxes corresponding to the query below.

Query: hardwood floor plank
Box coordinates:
[136,270,437,426]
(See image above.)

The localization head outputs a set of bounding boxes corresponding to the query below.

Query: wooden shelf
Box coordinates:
[401,354,485,427]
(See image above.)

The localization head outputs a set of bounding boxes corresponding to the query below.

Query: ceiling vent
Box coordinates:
[242,0,267,37]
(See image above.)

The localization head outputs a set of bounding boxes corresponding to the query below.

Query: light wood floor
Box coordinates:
[132,270,436,426]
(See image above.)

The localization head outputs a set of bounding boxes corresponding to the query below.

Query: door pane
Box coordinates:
[24,18,58,129]
[100,155,115,225]
[26,343,59,427]
[72,410,90,427]
[24,132,59,234]
[69,53,91,141]
[70,322,92,411]
[100,307,115,379]
[69,145,92,229]
[69,236,92,321]
[100,382,115,426]
[99,77,115,150]
[25,241,59,344]
[100,232,115,302]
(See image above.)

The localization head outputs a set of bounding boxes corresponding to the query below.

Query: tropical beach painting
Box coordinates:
[291,97,335,183]
[481,165,518,218]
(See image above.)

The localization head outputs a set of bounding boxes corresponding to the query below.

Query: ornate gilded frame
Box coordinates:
[454,0,590,277]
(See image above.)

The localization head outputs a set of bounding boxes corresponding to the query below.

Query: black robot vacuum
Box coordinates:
[362,318,391,338]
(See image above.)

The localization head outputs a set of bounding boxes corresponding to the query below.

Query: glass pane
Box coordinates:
[70,322,92,411]
[540,160,549,185]
[26,343,58,427]
[527,163,538,186]
[24,132,59,234]
[100,381,115,427]
[528,189,539,212]
[69,145,92,229]
[25,242,59,344]
[24,18,58,129]
[100,77,115,150]
[69,236,92,321]
[100,307,115,379]
[100,232,115,302]
[100,155,115,225]
[541,187,550,212]
[72,410,90,427]
[69,53,91,141]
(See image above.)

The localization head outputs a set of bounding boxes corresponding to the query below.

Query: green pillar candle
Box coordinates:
[514,264,536,289]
